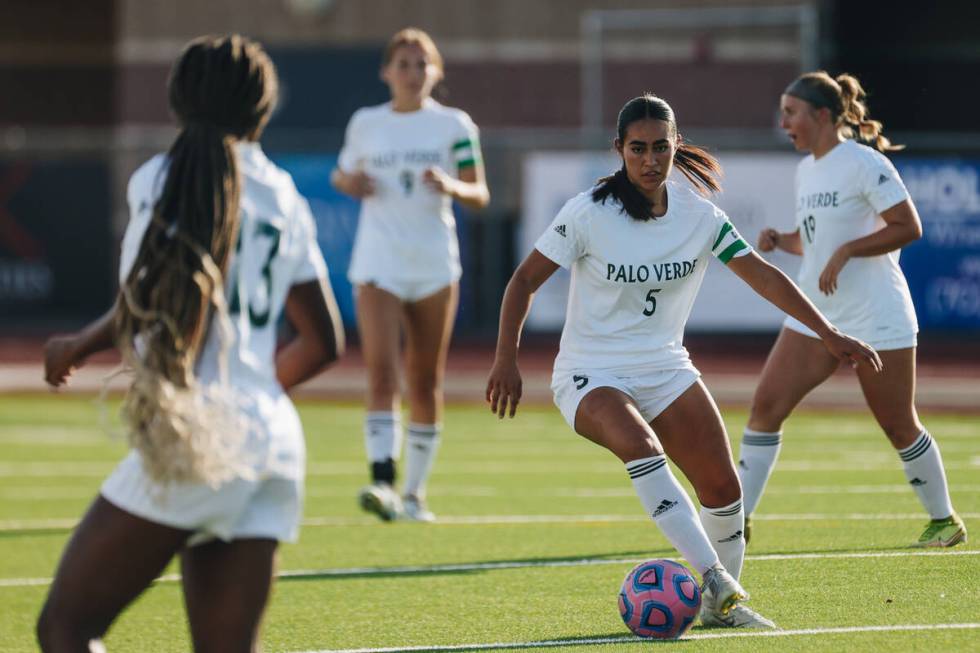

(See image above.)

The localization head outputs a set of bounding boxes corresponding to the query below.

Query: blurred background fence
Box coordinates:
[3,0,979,342]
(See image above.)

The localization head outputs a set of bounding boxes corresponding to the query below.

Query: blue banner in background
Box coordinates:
[898,159,980,330]
[271,154,359,326]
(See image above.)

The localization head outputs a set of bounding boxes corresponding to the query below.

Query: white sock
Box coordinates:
[627,456,720,575]
[700,499,745,580]
[402,423,441,500]
[899,431,955,520]
[364,411,402,463]
[738,429,782,516]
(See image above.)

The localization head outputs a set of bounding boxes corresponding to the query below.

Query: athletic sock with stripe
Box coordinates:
[699,499,746,580]
[737,429,782,516]
[402,422,441,499]
[364,411,403,484]
[899,430,955,520]
[627,455,720,575]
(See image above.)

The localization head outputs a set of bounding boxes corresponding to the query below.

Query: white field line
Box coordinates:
[2,511,979,532]
[7,483,980,502]
[0,459,977,478]
[2,548,978,590]
[290,623,980,652]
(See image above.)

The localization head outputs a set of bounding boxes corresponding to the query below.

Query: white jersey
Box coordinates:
[338,98,481,285]
[793,139,917,341]
[120,142,328,397]
[535,181,752,372]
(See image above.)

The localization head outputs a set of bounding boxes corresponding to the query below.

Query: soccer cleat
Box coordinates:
[700,603,777,629]
[699,564,748,617]
[744,514,752,545]
[358,483,403,522]
[914,514,967,548]
[402,494,436,522]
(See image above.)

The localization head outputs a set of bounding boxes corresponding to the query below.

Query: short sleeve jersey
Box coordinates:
[794,139,917,339]
[338,98,481,284]
[120,142,328,394]
[534,181,752,372]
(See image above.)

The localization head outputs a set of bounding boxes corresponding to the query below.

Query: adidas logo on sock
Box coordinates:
[652,499,678,517]
[909,477,927,486]
[719,530,743,543]
[738,459,748,469]
[554,224,567,237]
[878,173,890,185]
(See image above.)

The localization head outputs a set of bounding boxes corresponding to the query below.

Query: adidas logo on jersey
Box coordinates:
[909,477,927,486]
[878,173,890,185]
[652,499,678,517]
[719,530,743,543]
[554,224,567,237]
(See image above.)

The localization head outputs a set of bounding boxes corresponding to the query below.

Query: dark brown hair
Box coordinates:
[785,71,902,152]
[593,94,722,221]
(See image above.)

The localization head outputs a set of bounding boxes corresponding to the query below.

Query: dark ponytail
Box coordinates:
[592,93,722,221]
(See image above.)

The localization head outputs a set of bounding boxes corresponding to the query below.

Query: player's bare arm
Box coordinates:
[43,298,119,387]
[330,167,376,198]
[422,162,490,210]
[727,252,882,371]
[276,277,346,391]
[818,199,922,294]
[757,227,803,255]
[487,249,559,419]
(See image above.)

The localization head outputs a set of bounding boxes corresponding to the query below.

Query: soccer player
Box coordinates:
[486,94,881,629]
[37,35,344,652]
[331,28,490,522]
[738,71,967,548]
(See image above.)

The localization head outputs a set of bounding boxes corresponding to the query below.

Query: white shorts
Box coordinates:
[551,366,701,431]
[101,389,306,546]
[351,275,458,303]
[102,452,303,546]
[783,316,917,351]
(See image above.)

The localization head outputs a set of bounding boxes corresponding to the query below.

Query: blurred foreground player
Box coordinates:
[38,35,343,652]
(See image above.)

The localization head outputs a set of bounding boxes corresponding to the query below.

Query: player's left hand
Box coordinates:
[422,166,455,196]
[822,330,882,372]
[818,246,851,295]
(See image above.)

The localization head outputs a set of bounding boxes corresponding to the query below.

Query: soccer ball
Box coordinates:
[618,559,701,639]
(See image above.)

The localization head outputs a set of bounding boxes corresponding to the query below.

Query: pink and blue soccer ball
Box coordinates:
[618,559,701,639]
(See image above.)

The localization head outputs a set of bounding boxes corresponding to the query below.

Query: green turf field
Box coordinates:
[0,395,977,652]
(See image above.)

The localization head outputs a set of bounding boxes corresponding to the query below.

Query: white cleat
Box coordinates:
[700,603,777,629]
[699,564,748,617]
[402,495,436,522]
[358,483,403,522]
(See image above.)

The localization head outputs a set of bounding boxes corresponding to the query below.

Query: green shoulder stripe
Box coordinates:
[452,139,472,151]
[718,239,749,264]
[457,157,477,168]
[712,221,734,251]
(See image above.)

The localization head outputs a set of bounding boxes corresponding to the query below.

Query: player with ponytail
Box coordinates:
[487,93,880,629]
[739,71,966,549]
[38,35,344,651]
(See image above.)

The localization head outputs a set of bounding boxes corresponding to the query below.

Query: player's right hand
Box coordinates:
[344,171,376,198]
[757,228,780,252]
[822,330,882,372]
[43,335,81,387]
[486,359,523,419]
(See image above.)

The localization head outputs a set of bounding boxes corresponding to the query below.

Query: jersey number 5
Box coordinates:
[802,215,816,244]
[229,221,281,327]
[643,288,661,316]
